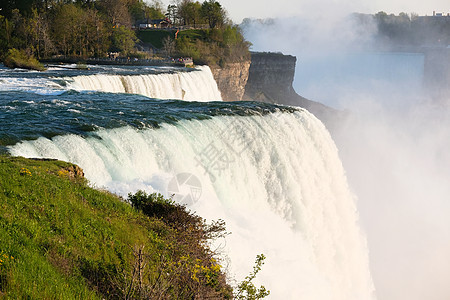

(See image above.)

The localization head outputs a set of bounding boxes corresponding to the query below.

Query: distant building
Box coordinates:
[432,11,450,17]
[138,18,172,29]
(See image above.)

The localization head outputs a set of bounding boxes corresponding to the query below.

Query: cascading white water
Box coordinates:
[9,111,375,299]
[66,66,222,101]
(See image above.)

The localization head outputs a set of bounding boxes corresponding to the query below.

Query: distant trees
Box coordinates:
[27,9,54,58]
[175,24,250,66]
[0,8,55,57]
[201,0,225,28]
[177,0,203,27]
[98,0,132,27]
[174,0,226,28]
[165,4,177,24]
[52,4,86,56]
[0,0,161,58]
[0,16,13,53]
[110,25,137,53]
[368,11,450,47]
[162,36,176,57]
[0,0,250,65]
[51,4,110,57]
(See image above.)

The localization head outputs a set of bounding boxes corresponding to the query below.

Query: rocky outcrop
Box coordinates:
[210,61,251,101]
[62,164,85,180]
[209,52,342,128]
[243,52,342,128]
[243,52,297,101]
[30,158,85,180]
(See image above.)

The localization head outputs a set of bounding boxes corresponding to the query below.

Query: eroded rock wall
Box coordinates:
[210,52,341,128]
[243,52,297,102]
[243,52,340,127]
[210,61,251,101]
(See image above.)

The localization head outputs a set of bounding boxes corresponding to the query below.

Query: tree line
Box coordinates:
[160,0,250,67]
[173,0,225,28]
[0,0,248,63]
[353,12,450,48]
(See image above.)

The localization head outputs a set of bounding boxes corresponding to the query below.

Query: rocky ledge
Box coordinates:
[211,52,343,129]
[210,61,251,101]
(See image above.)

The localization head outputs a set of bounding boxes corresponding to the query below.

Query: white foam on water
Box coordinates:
[9,111,374,299]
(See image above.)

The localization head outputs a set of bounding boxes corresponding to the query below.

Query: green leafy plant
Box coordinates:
[235,254,270,300]
[126,190,232,299]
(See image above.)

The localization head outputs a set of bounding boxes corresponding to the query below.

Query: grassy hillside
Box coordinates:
[0,155,232,299]
[137,30,175,49]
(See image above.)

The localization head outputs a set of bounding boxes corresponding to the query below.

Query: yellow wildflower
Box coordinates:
[20,167,32,176]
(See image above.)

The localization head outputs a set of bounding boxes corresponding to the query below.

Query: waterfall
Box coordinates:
[66,66,222,101]
[9,111,375,299]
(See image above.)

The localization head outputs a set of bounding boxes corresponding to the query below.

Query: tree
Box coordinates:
[162,35,175,57]
[200,0,225,28]
[375,11,388,22]
[410,12,419,22]
[398,12,410,22]
[129,0,146,22]
[0,15,14,54]
[166,4,177,24]
[51,4,110,57]
[51,4,83,56]
[178,0,203,27]
[83,8,110,57]
[97,0,132,27]
[149,0,164,14]
[0,0,34,18]
[110,25,136,54]
[26,9,54,58]
[129,0,165,24]
[144,5,165,22]
[3,9,28,51]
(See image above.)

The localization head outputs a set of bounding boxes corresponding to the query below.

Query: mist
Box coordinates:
[242,13,450,300]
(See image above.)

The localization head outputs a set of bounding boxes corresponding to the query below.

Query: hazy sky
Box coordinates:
[161,0,449,23]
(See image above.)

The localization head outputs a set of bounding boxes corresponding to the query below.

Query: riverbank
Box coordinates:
[0,155,232,299]
[41,57,194,68]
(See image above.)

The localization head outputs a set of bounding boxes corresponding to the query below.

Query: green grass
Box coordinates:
[0,155,232,299]
[137,30,176,49]
[177,29,208,41]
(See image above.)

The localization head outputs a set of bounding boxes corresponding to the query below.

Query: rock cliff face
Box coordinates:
[210,52,340,127]
[243,52,297,101]
[210,61,251,101]
[243,52,340,127]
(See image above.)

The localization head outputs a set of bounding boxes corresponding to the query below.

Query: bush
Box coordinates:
[128,192,270,300]
[2,48,46,71]
[235,254,270,300]
[128,191,232,299]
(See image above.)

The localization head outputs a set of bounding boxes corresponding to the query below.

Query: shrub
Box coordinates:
[235,254,270,300]
[128,191,232,299]
[3,48,46,71]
